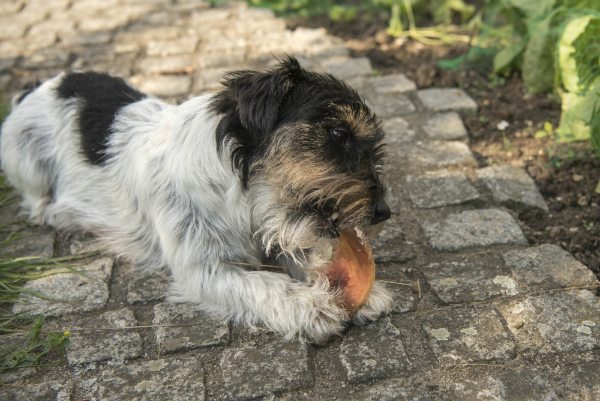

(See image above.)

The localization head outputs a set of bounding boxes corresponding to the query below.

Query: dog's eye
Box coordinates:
[330,128,348,145]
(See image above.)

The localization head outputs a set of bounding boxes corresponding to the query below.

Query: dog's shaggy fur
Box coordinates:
[0,57,393,342]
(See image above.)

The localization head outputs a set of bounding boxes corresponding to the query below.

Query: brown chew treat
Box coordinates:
[320,227,375,314]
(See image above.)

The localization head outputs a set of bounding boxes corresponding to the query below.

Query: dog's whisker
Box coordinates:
[221,260,413,286]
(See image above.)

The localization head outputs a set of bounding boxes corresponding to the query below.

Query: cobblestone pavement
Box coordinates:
[1,1,600,400]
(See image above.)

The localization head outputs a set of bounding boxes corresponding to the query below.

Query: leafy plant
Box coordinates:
[535,121,554,139]
[0,315,70,379]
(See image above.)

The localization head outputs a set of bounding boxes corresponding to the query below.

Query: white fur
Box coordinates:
[0,74,392,343]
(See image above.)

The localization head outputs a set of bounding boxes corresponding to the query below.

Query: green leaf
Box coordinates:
[25,353,37,362]
[521,9,559,94]
[544,121,553,133]
[535,130,548,138]
[558,15,599,94]
[493,40,526,74]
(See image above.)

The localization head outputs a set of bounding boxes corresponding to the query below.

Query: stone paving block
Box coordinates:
[420,260,516,304]
[98,357,205,400]
[340,318,412,383]
[0,19,29,40]
[407,170,480,209]
[417,88,478,116]
[421,306,516,363]
[221,340,313,399]
[22,51,70,69]
[146,36,199,57]
[391,284,417,314]
[383,116,416,144]
[397,141,476,170]
[422,112,468,142]
[193,66,228,93]
[502,244,598,292]
[62,31,112,47]
[498,290,600,353]
[322,57,372,79]
[135,75,192,97]
[67,307,143,365]
[371,218,414,263]
[198,50,246,69]
[0,334,37,383]
[350,378,433,401]
[3,225,55,258]
[137,54,194,74]
[366,94,416,118]
[12,258,113,317]
[127,269,171,304]
[561,362,600,397]
[369,73,417,94]
[153,302,230,353]
[1,379,74,401]
[421,209,527,251]
[477,165,549,212]
[450,369,558,400]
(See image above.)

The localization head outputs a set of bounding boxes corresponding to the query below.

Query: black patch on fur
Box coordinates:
[56,72,147,165]
[210,56,386,190]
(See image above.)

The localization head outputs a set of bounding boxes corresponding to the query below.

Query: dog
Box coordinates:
[1,57,393,343]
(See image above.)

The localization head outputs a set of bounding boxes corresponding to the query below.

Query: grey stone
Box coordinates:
[369,73,417,94]
[146,36,200,57]
[417,88,478,116]
[0,55,17,72]
[420,260,516,304]
[137,54,194,74]
[421,307,516,363]
[421,209,527,251]
[350,379,434,401]
[221,340,313,399]
[450,369,557,400]
[193,66,228,93]
[422,112,468,142]
[371,218,414,263]
[1,380,73,401]
[383,117,416,144]
[61,31,112,47]
[562,362,600,397]
[153,302,230,353]
[502,244,598,292]
[12,258,113,317]
[407,170,480,209]
[498,290,600,353]
[340,318,412,383]
[67,308,143,365]
[0,19,29,40]
[197,50,246,69]
[0,334,37,383]
[22,51,69,69]
[127,269,170,304]
[365,94,416,118]
[98,357,205,401]
[135,75,192,97]
[322,57,372,79]
[397,141,476,171]
[3,225,55,258]
[477,166,549,212]
[390,284,418,313]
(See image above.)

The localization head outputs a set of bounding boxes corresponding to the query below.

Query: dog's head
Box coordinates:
[211,56,390,312]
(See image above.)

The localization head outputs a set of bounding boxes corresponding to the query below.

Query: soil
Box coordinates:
[288,15,600,286]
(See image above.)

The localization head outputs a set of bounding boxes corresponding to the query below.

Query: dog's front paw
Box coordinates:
[352,282,393,325]
[285,276,350,344]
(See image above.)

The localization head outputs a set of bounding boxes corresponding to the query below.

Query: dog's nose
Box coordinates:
[371,200,391,225]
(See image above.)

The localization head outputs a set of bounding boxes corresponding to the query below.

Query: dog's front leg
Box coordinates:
[167,258,350,344]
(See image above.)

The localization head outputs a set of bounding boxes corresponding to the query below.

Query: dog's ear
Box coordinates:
[222,56,302,136]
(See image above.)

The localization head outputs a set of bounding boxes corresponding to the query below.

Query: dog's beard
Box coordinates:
[250,179,380,314]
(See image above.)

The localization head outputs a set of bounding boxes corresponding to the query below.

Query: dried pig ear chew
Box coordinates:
[320,227,375,314]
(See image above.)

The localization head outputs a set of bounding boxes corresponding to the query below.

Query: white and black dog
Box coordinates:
[1,57,393,343]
